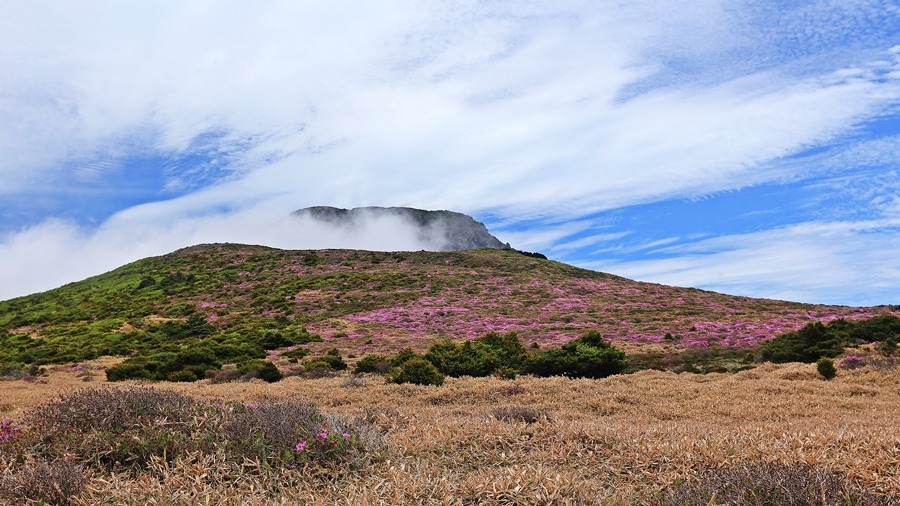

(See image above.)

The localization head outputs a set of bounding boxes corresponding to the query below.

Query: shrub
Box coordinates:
[237,359,283,383]
[282,347,311,361]
[19,387,205,470]
[354,354,392,374]
[7,387,383,475]
[525,330,626,379]
[105,361,153,382]
[0,362,44,380]
[388,358,445,386]
[761,315,900,364]
[0,460,85,506]
[816,357,837,380]
[425,340,493,377]
[390,348,421,367]
[301,350,348,373]
[654,461,895,505]
[761,322,844,363]
[424,332,528,378]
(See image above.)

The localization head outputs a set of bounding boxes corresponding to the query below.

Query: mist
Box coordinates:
[0,205,455,301]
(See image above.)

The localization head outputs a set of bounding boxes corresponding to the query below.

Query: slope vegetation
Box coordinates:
[0,243,889,369]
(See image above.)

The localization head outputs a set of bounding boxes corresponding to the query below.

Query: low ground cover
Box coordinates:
[1,361,898,505]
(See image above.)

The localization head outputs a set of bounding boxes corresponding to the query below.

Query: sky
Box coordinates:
[1,1,899,306]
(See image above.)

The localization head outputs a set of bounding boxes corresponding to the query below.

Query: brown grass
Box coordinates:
[2,362,899,505]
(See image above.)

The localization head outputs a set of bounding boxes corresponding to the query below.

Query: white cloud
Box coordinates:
[1,1,899,303]
[579,219,900,305]
[0,202,460,301]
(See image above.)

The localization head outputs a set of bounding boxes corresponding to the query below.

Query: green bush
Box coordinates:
[425,340,493,377]
[761,315,900,364]
[107,348,222,382]
[354,354,392,374]
[761,322,844,363]
[282,347,311,360]
[424,332,528,378]
[525,330,626,379]
[816,357,837,380]
[304,351,347,371]
[387,358,445,386]
[105,361,153,382]
[390,348,421,367]
[237,360,283,383]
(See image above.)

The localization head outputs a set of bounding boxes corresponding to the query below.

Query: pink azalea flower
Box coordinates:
[295,441,307,451]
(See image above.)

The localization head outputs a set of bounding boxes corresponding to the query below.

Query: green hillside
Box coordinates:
[0,243,891,377]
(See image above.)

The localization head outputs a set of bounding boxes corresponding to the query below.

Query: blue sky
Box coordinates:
[1,1,899,305]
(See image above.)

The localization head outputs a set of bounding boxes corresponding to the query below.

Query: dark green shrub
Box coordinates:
[354,354,392,374]
[390,348,421,367]
[476,332,528,371]
[525,330,626,379]
[304,352,347,371]
[761,316,900,364]
[387,358,444,386]
[816,357,837,380]
[425,340,493,377]
[237,360,283,383]
[424,332,528,378]
[105,361,153,382]
[282,347,310,360]
[494,366,518,380]
[761,322,844,363]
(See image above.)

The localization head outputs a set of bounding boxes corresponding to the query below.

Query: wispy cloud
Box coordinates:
[579,218,900,305]
[0,1,898,303]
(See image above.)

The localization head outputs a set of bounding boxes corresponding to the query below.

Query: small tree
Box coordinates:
[816,357,837,380]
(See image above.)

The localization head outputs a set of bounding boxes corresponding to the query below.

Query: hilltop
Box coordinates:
[0,243,888,370]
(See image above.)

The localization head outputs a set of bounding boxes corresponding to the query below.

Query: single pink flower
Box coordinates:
[295,441,307,451]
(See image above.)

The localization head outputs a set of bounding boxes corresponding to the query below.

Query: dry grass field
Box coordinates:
[2,361,898,505]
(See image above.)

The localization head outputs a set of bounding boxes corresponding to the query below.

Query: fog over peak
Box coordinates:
[292,206,509,252]
[0,203,511,301]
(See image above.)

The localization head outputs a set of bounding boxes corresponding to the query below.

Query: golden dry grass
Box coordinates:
[2,362,899,505]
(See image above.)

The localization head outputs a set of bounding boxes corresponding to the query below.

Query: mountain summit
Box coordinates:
[292,206,510,251]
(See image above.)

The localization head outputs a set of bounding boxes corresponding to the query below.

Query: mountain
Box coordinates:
[292,206,510,251]
[0,244,890,371]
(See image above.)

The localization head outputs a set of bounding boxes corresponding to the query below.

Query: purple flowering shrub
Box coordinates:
[2,387,382,479]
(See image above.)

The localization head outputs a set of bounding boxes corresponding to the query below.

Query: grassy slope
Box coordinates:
[0,243,890,367]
